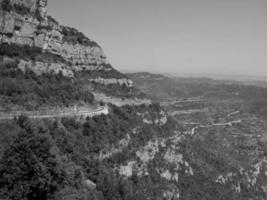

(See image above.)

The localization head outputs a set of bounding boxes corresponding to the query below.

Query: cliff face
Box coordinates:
[0,0,133,87]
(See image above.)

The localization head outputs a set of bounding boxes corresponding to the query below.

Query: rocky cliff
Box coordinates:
[0,0,133,87]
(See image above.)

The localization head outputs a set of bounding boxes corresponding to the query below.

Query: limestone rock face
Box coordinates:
[0,0,133,86]
[10,0,38,11]
[0,1,107,67]
[37,0,48,19]
[59,42,107,65]
[89,77,133,87]
[18,60,74,77]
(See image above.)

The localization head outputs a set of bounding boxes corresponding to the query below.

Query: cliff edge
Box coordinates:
[0,0,133,86]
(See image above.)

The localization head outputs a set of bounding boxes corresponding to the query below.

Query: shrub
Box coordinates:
[35,9,43,21]
[0,43,67,64]
[1,0,12,12]
[0,119,66,200]
[13,3,31,15]
[0,60,23,78]
[1,1,31,15]
[47,15,58,25]
[62,26,100,47]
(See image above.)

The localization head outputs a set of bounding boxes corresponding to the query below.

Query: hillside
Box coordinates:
[0,1,267,200]
[0,0,146,112]
[0,1,180,200]
[129,72,267,199]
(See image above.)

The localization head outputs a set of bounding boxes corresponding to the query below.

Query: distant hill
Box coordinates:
[1,1,267,200]
[128,72,267,118]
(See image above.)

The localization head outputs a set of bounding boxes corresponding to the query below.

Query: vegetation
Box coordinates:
[1,0,31,15]
[0,67,266,200]
[1,100,264,200]
[0,44,68,64]
[74,66,146,99]
[0,104,175,200]
[249,100,267,118]
[76,64,125,79]
[0,44,141,108]
[36,24,53,32]
[0,61,94,110]
[129,72,267,118]
[0,116,65,200]
[91,82,146,99]
[62,26,100,47]
[13,3,31,15]
[1,0,12,12]
[47,16,58,25]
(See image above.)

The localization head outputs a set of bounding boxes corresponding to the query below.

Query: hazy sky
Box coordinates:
[48,0,267,77]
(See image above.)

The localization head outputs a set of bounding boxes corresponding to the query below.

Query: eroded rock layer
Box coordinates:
[0,0,132,86]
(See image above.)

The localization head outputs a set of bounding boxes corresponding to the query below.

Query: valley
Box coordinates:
[0,1,266,200]
[129,72,267,199]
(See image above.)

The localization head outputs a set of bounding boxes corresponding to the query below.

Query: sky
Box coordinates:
[48,0,267,77]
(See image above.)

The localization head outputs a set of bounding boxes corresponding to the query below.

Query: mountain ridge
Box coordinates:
[0,0,133,87]
[0,2,267,200]
[0,0,150,111]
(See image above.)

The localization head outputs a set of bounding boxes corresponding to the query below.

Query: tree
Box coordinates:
[0,120,66,200]
[1,0,12,12]
[96,169,121,200]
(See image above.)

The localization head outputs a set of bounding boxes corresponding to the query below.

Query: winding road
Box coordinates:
[0,106,109,120]
[189,120,242,136]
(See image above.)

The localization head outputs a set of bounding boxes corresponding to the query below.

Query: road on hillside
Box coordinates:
[189,120,242,136]
[180,111,243,136]
[0,106,108,120]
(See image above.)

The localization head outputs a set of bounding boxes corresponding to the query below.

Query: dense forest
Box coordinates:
[0,104,178,200]
[1,1,267,198]
[0,58,94,110]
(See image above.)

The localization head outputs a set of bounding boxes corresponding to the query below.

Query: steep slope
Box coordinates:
[0,1,267,200]
[129,72,267,200]
[0,2,182,200]
[0,0,109,75]
[0,0,147,112]
[0,104,179,200]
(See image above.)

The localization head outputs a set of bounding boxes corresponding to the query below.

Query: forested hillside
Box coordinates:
[0,0,267,200]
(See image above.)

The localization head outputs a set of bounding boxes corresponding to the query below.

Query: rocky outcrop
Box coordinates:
[216,160,267,194]
[0,0,106,67]
[117,131,194,178]
[142,110,168,125]
[89,77,133,87]
[0,0,133,86]
[18,59,74,76]
[93,92,151,106]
